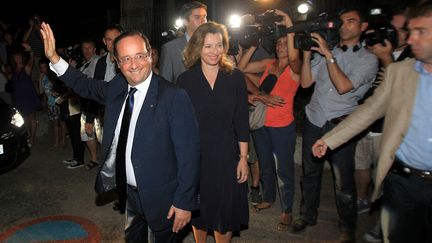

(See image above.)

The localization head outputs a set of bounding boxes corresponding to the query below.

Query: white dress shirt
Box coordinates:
[104,53,117,82]
[114,75,151,186]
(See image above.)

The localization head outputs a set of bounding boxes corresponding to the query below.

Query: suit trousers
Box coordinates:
[382,171,432,243]
[125,186,177,243]
[300,117,357,232]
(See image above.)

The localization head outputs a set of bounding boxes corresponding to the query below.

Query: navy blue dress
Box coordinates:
[177,65,249,233]
[10,69,41,116]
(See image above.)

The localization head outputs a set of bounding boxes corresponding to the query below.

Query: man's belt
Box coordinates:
[328,115,348,125]
[391,157,432,181]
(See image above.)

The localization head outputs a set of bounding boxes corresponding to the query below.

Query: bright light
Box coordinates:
[297,3,310,14]
[11,110,24,128]
[228,14,241,28]
[174,18,183,30]
[370,8,382,15]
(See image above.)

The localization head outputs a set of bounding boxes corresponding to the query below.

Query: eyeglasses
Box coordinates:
[118,52,150,65]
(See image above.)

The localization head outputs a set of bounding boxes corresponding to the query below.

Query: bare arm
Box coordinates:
[237,141,249,183]
[245,74,285,107]
[245,73,260,95]
[326,58,354,94]
[274,9,301,75]
[236,45,256,71]
[237,46,272,74]
[310,33,353,94]
[300,51,314,88]
[22,21,33,43]
[287,32,301,75]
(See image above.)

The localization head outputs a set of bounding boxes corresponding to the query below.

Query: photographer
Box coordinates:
[290,8,378,242]
[237,9,300,231]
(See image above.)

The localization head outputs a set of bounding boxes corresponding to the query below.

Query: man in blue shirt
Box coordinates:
[312,2,432,242]
[290,8,378,242]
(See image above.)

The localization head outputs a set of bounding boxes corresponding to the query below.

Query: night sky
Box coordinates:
[1,0,417,50]
[1,0,120,48]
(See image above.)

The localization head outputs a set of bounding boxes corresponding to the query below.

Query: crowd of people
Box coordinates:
[2,0,431,242]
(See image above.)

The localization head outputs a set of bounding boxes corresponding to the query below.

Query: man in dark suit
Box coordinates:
[40,22,200,243]
[159,1,207,83]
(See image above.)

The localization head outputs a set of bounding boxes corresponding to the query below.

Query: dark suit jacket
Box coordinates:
[159,36,187,83]
[59,66,200,230]
[94,53,119,80]
[93,54,108,80]
[93,54,118,118]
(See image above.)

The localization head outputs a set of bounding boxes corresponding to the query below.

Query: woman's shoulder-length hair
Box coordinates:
[183,21,234,73]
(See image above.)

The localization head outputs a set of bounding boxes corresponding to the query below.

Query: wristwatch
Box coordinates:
[327,57,337,64]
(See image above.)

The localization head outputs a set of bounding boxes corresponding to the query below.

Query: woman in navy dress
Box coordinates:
[9,46,41,146]
[177,22,249,243]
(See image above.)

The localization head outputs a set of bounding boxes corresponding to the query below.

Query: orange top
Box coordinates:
[259,61,299,127]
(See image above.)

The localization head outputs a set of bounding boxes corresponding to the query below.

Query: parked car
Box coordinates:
[0,98,30,174]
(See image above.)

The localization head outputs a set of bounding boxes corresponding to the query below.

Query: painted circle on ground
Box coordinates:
[0,215,101,243]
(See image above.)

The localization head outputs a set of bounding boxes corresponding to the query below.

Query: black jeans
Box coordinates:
[382,171,432,243]
[65,114,84,162]
[299,118,357,232]
[125,186,177,243]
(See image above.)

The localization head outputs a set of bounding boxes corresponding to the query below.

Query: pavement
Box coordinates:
[0,111,378,242]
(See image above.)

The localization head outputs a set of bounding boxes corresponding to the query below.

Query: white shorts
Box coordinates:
[355,132,382,171]
[80,114,103,143]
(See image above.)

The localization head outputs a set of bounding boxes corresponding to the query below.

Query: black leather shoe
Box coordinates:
[112,200,120,211]
[339,231,355,243]
[289,218,312,234]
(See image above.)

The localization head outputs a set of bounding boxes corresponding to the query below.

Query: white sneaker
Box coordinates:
[63,159,77,164]
[363,222,382,243]
[67,161,84,169]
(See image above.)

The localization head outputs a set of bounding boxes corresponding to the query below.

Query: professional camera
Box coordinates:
[228,10,287,55]
[255,9,283,25]
[364,8,397,47]
[65,46,84,66]
[287,13,341,51]
[161,29,178,42]
[33,17,41,25]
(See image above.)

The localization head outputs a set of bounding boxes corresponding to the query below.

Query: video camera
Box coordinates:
[33,17,41,25]
[228,10,287,55]
[288,13,341,51]
[364,8,397,47]
[65,46,84,66]
[161,29,179,43]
